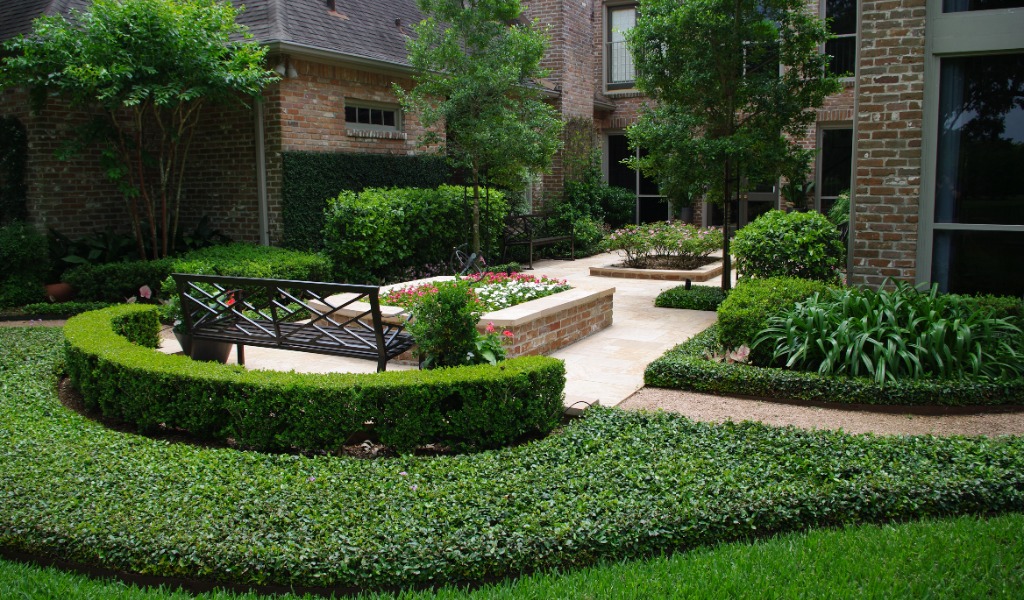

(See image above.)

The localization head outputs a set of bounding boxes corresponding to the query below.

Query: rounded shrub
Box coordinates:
[732,210,845,283]
[406,281,480,369]
[655,285,729,311]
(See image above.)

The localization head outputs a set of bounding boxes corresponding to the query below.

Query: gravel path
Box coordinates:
[620,388,1024,437]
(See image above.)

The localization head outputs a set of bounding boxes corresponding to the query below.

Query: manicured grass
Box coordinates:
[3,325,1024,592]
[3,513,1022,599]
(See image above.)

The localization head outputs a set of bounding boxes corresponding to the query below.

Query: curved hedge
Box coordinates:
[63,305,565,453]
[646,325,1024,406]
[3,325,1024,593]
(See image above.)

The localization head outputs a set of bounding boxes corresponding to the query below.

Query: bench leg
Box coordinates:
[377,357,387,372]
[236,344,245,366]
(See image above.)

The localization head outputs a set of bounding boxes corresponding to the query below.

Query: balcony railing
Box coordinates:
[606,40,635,86]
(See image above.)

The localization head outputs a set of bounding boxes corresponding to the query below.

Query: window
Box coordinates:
[817,127,853,215]
[344,101,400,131]
[943,0,1024,11]
[824,0,856,77]
[606,5,636,88]
[607,133,666,223]
[930,53,1024,295]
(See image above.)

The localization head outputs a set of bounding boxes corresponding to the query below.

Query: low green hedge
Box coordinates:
[646,325,1024,406]
[19,301,116,318]
[717,277,836,364]
[3,324,1024,592]
[63,304,565,453]
[655,285,729,311]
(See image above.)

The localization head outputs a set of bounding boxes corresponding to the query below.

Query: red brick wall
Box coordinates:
[848,0,926,288]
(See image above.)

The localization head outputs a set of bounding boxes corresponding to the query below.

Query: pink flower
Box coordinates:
[399,471,407,476]
[486,322,496,334]
[503,330,514,338]
[138,285,152,299]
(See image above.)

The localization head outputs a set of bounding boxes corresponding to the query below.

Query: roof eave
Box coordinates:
[265,40,417,77]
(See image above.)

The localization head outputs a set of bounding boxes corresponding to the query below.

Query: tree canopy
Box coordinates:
[398,0,563,254]
[1,0,277,259]
[626,0,840,289]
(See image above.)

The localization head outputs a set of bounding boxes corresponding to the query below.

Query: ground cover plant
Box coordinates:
[755,281,1023,385]
[2,513,1022,599]
[382,272,571,313]
[655,284,729,311]
[3,325,1024,592]
[604,221,722,269]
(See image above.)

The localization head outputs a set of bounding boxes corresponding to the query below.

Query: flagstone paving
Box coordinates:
[156,251,727,409]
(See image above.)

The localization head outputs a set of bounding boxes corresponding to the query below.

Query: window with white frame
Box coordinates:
[824,0,856,77]
[344,101,401,131]
[606,5,636,89]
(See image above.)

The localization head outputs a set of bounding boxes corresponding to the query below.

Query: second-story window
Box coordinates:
[824,0,856,77]
[607,5,636,89]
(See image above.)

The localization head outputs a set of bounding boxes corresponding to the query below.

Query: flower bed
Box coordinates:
[383,271,571,312]
[604,221,722,269]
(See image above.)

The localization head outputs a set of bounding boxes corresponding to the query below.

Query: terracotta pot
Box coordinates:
[174,331,232,364]
[44,282,75,303]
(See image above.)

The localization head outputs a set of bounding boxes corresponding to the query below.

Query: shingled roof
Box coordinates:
[1,0,424,69]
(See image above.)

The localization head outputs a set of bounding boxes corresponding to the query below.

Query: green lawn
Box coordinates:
[3,513,1022,599]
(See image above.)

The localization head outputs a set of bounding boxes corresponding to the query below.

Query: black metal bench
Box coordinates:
[503,212,575,269]
[172,273,415,372]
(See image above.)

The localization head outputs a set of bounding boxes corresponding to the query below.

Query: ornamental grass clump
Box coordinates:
[604,221,722,269]
[753,281,1024,386]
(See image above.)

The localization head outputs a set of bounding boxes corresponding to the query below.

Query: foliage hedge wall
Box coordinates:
[281,152,451,251]
[63,304,565,454]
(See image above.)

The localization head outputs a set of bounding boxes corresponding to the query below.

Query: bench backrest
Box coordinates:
[171,273,388,347]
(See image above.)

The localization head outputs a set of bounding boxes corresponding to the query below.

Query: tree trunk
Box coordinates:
[471,167,482,255]
[722,159,733,291]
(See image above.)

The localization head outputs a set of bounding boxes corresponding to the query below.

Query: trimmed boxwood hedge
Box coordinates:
[655,285,729,311]
[3,324,1024,593]
[646,325,1024,406]
[63,304,565,454]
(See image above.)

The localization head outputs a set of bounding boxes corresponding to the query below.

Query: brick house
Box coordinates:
[3,1,1023,295]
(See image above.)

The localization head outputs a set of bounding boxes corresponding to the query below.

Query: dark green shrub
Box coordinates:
[755,282,1023,385]
[646,325,1024,405]
[827,191,850,227]
[0,221,48,308]
[323,186,509,283]
[717,277,835,364]
[63,304,564,454]
[173,243,332,281]
[656,285,729,311]
[282,152,450,250]
[406,281,480,369]
[732,210,845,283]
[20,301,115,318]
[62,258,175,303]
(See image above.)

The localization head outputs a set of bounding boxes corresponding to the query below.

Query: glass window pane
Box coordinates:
[932,230,1024,296]
[608,7,636,83]
[371,109,383,125]
[944,0,1024,12]
[935,53,1024,225]
[357,107,370,123]
[383,111,396,127]
[638,148,660,196]
[609,8,635,43]
[345,106,357,122]
[826,0,856,35]
[638,197,669,224]
[607,134,634,191]
[821,128,853,198]
[825,37,856,77]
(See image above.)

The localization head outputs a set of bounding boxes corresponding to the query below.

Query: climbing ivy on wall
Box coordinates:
[0,116,28,224]
[281,152,450,250]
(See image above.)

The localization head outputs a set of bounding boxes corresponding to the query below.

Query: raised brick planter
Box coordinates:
[589,260,723,282]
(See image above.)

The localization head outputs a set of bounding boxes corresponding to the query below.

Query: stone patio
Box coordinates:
[158,251,730,409]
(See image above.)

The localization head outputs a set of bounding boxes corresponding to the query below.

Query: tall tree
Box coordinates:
[626,0,840,289]
[398,0,563,255]
[1,0,276,259]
